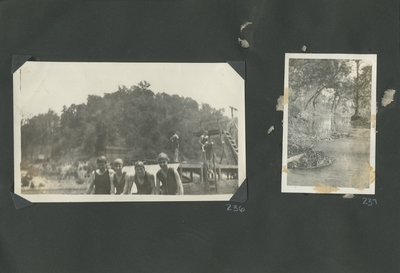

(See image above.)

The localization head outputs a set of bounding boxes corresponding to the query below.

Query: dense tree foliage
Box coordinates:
[21,82,231,164]
[288,59,371,118]
[287,59,372,160]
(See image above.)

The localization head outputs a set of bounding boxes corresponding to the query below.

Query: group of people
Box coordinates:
[86,153,184,195]
[86,129,215,195]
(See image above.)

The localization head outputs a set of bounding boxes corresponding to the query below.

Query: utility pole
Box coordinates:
[229,106,238,119]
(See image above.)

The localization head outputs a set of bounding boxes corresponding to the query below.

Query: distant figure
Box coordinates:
[155,153,184,195]
[199,130,209,162]
[170,130,180,162]
[203,139,214,178]
[86,156,114,194]
[203,140,214,162]
[111,158,129,194]
[124,161,155,194]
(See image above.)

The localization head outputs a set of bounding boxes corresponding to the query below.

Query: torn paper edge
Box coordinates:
[381,89,396,107]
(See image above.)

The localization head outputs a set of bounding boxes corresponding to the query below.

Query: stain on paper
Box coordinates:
[313,182,339,194]
[284,88,292,105]
[240,22,253,32]
[267,126,274,134]
[381,89,396,107]
[371,115,376,129]
[276,95,284,111]
[369,165,375,184]
[351,162,373,190]
[282,166,288,173]
[342,193,354,199]
[238,38,250,48]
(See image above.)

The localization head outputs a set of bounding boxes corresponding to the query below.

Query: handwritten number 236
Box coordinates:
[226,204,245,212]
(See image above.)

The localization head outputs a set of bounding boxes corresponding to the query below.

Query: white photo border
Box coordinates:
[13,61,246,202]
[281,53,376,194]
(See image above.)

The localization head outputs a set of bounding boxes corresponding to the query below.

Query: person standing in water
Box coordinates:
[123,161,155,194]
[155,153,184,195]
[111,158,129,195]
[86,156,114,194]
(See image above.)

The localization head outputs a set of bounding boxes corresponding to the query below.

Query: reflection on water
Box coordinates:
[288,115,371,188]
[307,115,352,138]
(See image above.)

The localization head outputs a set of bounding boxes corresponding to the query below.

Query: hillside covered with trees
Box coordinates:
[287,59,372,170]
[21,81,232,165]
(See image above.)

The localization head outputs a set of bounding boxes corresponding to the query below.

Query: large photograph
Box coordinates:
[282,54,376,194]
[13,62,246,202]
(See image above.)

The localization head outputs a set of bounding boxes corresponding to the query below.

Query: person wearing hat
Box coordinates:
[86,156,115,194]
[155,153,184,195]
[110,158,129,194]
[123,161,155,195]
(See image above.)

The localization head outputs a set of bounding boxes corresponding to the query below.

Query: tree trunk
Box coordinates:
[353,60,361,117]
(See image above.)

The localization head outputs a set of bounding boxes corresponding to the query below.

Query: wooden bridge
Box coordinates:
[177,162,238,183]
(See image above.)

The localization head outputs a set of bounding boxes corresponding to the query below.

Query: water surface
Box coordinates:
[288,116,371,188]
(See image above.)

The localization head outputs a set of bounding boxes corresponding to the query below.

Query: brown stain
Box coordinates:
[369,165,375,184]
[282,166,288,173]
[313,182,339,194]
[283,88,292,105]
[371,115,376,129]
[351,162,371,190]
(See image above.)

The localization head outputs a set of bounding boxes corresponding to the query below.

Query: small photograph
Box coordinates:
[13,62,246,202]
[282,54,376,194]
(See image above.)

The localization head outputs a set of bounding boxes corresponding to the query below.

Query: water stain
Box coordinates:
[351,162,371,190]
[369,164,375,184]
[313,182,339,193]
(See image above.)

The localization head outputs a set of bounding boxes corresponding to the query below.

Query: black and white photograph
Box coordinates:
[13,62,246,202]
[282,54,376,194]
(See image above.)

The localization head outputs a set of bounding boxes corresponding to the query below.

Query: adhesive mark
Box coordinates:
[301,45,307,52]
[276,95,284,111]
[238,38,250,48]
[282,166,288,173]
[342,193,354,199]
[240,22,253,32]
[369,165,375,184]
[313,182,339,194]
[267,126,274,134]
[351,162,372,190]
[284,88,292,105]
[371,115,376,129]
[381,89,396,107]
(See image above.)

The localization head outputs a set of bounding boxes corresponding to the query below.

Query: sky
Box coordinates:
[16,62,245,119]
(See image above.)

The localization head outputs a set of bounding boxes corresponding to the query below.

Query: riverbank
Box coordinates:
[287,127,371,188]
